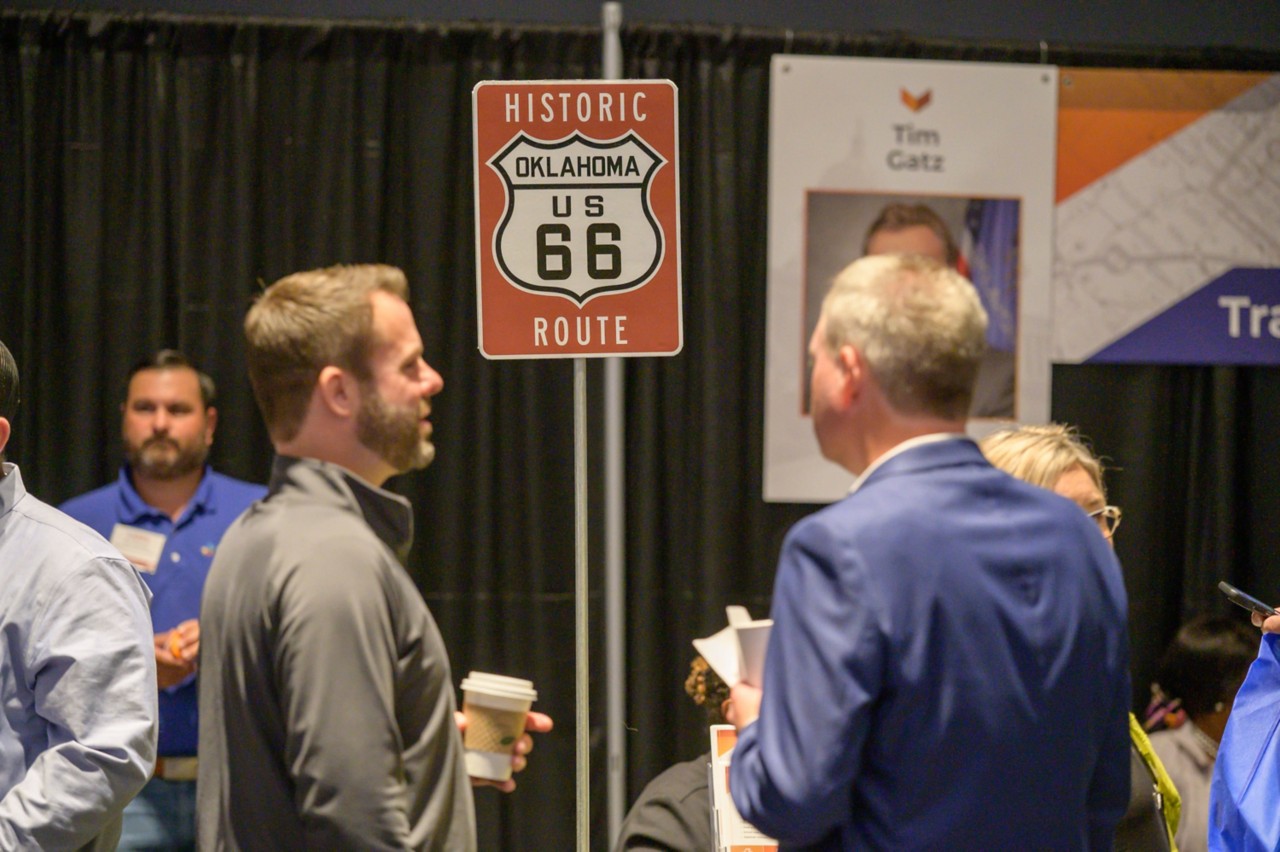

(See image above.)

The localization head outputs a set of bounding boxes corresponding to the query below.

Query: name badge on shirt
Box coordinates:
[109,524,167,574]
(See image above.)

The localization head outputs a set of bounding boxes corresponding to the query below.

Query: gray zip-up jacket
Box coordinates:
[197,456,474,851]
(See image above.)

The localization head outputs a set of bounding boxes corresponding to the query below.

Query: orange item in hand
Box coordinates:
[168,632,185,661]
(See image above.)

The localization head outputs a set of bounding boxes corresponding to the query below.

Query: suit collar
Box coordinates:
[850,434,983,494]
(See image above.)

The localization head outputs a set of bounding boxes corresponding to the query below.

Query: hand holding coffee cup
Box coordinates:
[459,672,539,783]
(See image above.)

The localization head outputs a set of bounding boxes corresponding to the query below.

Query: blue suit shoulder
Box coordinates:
[781,442,1105,567]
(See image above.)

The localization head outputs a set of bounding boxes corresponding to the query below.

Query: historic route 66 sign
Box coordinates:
[490,132,664,305]
[473,81,681,359]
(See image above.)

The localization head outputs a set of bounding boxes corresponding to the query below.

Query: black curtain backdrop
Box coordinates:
[3,11,1279,850]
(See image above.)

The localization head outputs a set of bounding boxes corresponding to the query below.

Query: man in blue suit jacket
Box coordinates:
[728,254,1131,850]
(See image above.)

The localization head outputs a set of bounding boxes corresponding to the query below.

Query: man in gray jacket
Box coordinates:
[197,265,551,850]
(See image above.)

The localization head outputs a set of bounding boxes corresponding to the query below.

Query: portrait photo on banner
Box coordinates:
[802,190,1021,421]
[763,55,1056,503]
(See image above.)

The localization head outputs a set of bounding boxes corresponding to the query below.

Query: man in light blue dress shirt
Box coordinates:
[0,338,158,849]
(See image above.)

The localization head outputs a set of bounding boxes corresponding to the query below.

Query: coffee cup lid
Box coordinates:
[464,671,534,690]
[461,674,537,702]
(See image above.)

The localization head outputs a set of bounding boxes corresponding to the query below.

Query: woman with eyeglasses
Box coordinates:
[980,423,1180,852]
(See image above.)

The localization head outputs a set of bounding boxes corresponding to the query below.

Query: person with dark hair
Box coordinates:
[0,338,159,849]
[0,342,15,466]
[60,349,266,850]
[1147,616,1256,852]
[861,202,961,268]
[614,657,731,851]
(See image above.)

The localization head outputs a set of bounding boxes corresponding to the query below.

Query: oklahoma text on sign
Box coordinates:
[473,80,682,358]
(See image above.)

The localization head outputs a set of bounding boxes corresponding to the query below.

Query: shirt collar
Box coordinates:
[848,432,970,494]
[117,464,215,524]
[0,462,26,518]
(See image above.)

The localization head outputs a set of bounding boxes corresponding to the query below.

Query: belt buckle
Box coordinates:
[154,756,199,781]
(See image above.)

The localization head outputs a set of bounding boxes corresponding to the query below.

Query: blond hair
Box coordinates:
[979,423,1105,497]
[245,264,410,442]
[821,254,987,420]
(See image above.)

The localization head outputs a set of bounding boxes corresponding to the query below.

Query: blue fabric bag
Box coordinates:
[1209,633,1280,851]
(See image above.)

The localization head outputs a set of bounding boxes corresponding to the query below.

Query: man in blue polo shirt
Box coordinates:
[62,350,265,851]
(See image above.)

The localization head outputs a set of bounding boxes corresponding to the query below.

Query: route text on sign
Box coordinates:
[533,315,630,347]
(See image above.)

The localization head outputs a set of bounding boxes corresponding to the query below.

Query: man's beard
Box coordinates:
[356,387,435,475]
[125,435,209,480]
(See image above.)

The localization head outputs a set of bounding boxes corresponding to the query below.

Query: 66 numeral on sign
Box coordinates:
[536,223,622,281]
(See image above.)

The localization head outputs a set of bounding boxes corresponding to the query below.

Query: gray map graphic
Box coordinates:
[1054,74,1280,361]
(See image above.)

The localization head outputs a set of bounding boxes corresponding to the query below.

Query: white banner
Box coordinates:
[764,55,1058,503]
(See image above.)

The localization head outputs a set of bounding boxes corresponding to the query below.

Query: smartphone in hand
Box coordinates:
[1218,580,1278,617]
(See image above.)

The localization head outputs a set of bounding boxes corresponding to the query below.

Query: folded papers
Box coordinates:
[693,606,772,688]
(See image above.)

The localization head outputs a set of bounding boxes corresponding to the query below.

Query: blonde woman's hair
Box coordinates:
[979,423,1105,497]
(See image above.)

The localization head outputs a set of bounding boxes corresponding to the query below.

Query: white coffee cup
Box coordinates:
[459,672,538,781]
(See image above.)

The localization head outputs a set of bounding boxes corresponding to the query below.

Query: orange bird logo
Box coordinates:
[900,88,932,112]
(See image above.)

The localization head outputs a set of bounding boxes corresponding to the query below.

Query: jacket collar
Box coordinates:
[850,433,978,494]
[268,455,414,564]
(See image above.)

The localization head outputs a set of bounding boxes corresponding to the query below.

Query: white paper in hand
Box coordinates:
[692,606,772,688]
[692,624,741,687]
[735,619,771,688]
